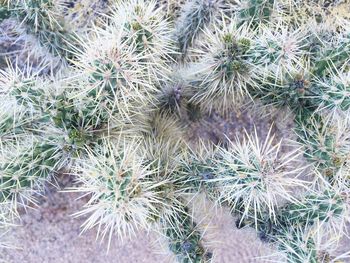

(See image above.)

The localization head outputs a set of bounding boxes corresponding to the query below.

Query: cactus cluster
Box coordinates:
[1,0,350,262]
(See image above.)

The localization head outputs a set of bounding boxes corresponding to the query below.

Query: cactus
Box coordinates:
[70,139,171,247]
[157,77,188,115]
[175,0,234,57]
[162,202,212,263]
[237,0,275,26]
[0,0,11,21]
[274,226,319,263]
[252,24,308,77]
[254,68,316,116]
[208,129,308,226]
[313,39,350,77]
[1,0,350,261]
[56,0,111,31]
[276,189,348,235]
[0,97,33,144]
[156,0,186,21]
[184,18,257,112]
[72,22,159,107]
[10,0,72,59]
[0,0,82,74]
[0,138,63,212]
[312,70,350,113]
[295,112,350,179]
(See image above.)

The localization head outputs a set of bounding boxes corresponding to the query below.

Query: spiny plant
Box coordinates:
[0,97,34,144]
[6,0,70,58]
[183,19,258,112]
[261,174,349,261]
[176,128,309,227]
[0,0,86,74]
[237,0,276,26]
[274,225,350,263]
[0,20,61,74]
[55,0,111,31]
[72,23,160,106]
[162,203,212,263]
[175,0,237,58]
[311,70,350,113]
[70,139,172,248]
[0,0,10,21]
[252,23,308,77]
[295,112,350,180]
[276,187,349,239]
[157,76,188,115]
[208,129,308,226]
[0,136,65,216]
[139,114,215,263]
[156,0,186,21]
[272,225,326,263]
[0,69,72,219]
[1,0,350,262]
[255,68,314,115]
[110,0,176,79]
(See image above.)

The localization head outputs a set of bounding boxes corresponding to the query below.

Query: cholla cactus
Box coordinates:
[0,137,63,214]
[71,139,173,248]
[312,70,350,113]
[13,0,60,32]
[269,174,350,262]
[0,97,32,144]
[7,0,72,59]
[237,0,276,26]
[113,0,175,57]
[0,0,84,74]
[274,226,319,263]
[184,18,257,112]
[1,0,350,261]
[0,19,62,74]
[163,203,212,263]
[313,37,350,77]
[156,0,186,21]
[277,188,349,239]
[271,222,350,263]
[255,67,314,116]
[296,112,350,179]
[175,0,237,58]
[252,23,308,77]
[72,20,159,108]
[0,0,11,21]
[55,0,111,31]
[140,111,186,162]
[208,129,307,225]
[157,76,189,115]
